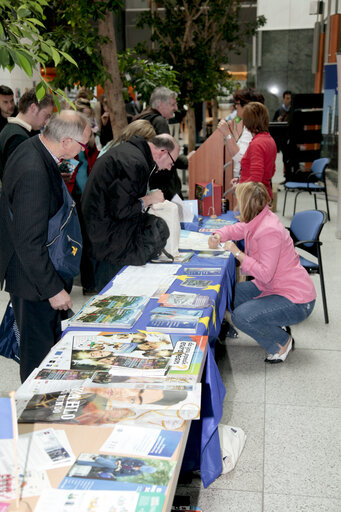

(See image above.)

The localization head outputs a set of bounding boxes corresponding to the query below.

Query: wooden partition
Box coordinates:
[188,129,236,210]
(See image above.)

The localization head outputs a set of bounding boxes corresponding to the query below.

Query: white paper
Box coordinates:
[34,489,142,512]
[0,428,75,473]
[179,230,226,251]
[102,263,181,297]
[171,195,195,222]
[101,425,163,456]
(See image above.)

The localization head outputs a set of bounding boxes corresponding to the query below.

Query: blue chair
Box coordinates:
[283,158,330,220]
[289,210,329,324]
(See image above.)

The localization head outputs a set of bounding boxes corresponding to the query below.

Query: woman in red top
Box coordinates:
[239,102,277,198]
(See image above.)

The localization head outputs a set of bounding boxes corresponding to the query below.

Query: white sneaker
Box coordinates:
[265,338,295,364]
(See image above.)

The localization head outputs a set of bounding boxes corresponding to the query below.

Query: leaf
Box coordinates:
[16,51,33,77]
[59,50,78,67]
[35,81,46,101]
[50,46,60,66]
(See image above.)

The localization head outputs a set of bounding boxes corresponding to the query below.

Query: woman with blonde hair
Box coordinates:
[208,182,316,363]
[98,119,156,158]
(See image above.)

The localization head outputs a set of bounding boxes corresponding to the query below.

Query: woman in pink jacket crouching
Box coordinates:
[208,182,316,363]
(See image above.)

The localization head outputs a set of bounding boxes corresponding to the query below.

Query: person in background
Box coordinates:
[208,181,316,363]
[98,95,113,147]
[217,88,264,180]
[0,85,17,133]
[82,134,179,291]
[0,111,91,381]
[66,96,99,296]
[237,102,277,199]
[134,86,184,200]
[98,119,156,158]
[0,88,54,179]
[273,90,292,122]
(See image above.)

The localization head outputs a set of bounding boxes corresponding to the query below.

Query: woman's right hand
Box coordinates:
[208,234,221,249]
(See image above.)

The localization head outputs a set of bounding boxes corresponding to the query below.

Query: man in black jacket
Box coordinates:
[82,133,179,290]
[0,110,91,382]
[0,88,54,179]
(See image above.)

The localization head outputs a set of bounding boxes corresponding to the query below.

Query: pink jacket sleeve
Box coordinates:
[241,228,282,283]
[214,222,247,242]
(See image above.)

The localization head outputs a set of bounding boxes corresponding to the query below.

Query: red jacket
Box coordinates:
[240,132,277,198]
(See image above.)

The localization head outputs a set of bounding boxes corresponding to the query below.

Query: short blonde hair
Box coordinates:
[242,102,269,134]
[235,182,271,223]
[116,119,156,144]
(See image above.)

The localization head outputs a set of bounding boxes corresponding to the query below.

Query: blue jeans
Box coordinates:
[231,281,315,354]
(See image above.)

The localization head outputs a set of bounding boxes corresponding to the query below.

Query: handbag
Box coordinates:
[140,212,173,263]
[46,181,83,280]
[0,301,20,363]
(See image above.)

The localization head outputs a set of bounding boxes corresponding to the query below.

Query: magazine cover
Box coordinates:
[59,453,176,493]
[146,308,202,334]
[69,295,149,328]
[183,267,222,276]
[158,292,211,309]
[179,278,212,288]
[18,383,201,426]
[70,353,170,374]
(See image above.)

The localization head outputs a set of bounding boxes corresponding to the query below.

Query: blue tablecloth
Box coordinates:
[65,213,237,487]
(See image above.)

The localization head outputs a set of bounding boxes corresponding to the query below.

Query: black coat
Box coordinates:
[0,135,65,301]
[81,136,156,266]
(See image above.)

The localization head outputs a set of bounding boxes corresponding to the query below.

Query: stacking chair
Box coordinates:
[289,209,329,324]
[283,157,330,220]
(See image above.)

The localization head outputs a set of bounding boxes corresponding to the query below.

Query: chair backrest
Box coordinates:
[289,209,327,257]
[311,157,329,180]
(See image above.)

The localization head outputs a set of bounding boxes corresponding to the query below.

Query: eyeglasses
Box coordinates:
[167,151,176,166]
[72,139,88,151]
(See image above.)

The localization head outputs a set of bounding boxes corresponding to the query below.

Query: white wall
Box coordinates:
[257,0,317,30]
[0,66,41,99]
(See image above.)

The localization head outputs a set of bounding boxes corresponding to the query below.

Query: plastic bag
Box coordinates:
[218,424,246,474]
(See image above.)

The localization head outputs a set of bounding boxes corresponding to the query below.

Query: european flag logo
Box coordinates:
[202,182,213,199]
[0,397,13,439]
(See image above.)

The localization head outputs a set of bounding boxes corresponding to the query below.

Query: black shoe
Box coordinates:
[82,288,98,296]
[225,322,238,339]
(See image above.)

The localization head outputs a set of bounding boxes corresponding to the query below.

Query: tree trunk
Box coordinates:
[98,10,127,137]
[212,98,218,132]
[187,106,196,153]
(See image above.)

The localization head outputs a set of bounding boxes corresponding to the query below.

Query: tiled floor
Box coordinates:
[0,159,340,511]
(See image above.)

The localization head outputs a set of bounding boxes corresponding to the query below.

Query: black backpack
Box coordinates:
[140,213,173,263]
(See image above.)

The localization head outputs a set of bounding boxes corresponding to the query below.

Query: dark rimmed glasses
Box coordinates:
[167,151,176,166]
[73,139,88,151]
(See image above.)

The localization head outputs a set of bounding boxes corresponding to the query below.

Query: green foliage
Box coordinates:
[118,49,179,104]
[47,1,124,89]
[0,0,77,106]
[135,0,266,105]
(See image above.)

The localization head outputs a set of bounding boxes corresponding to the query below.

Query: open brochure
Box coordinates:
[59,453,176,494]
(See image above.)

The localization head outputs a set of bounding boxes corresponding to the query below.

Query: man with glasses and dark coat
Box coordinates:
[81,133,179,291]
[0,111,91,382]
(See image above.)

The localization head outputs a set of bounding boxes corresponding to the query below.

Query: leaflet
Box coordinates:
[100,424,182,458]
[34,489,165,512]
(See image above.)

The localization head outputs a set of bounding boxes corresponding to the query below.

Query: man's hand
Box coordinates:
[208,233,221,249]
[141,189,165,208]
[49,290,73,311]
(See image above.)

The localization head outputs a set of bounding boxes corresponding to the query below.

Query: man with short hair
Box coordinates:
[134,87,183,200]
[82,133,179,290]
[0,110,92,382]
[0,85,17,133]
[135,86,178,135]
[0,88,54,178]
[273,90,292,123]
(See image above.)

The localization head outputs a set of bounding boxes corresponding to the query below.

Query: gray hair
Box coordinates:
[43,110,89,142]
[150,87,177,109]
[150,134,177,152]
